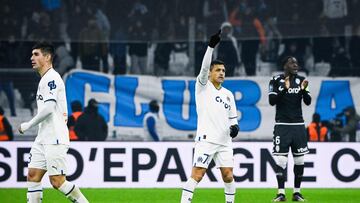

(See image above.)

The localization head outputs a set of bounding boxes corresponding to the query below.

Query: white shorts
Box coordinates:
[193,141,234,168]
[28,143,69,176]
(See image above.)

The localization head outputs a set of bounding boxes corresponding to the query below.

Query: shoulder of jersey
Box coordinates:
[271,74,283,81]
[223,87,234,96]
[48,69,62,80]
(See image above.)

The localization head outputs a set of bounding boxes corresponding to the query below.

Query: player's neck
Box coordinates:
[211,81,222,89]
[38,65,52,77]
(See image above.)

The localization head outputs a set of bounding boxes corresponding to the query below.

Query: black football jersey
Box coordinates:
[268,74,311,123]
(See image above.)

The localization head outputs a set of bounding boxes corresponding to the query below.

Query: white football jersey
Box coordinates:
[35,68,69,145]
[195,80,238,146]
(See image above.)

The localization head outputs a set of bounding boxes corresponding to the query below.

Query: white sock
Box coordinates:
[27,182,42,203]
[294,188,301,193]
[278,188,285,194]
[181,178,198,203]
[224,180,236,203]
[58,181,89,203]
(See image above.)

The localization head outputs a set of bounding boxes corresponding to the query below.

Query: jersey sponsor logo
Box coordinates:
[297,146,308,153]
[36,94,43,100]
[215,96,231,110]
[287,86,300,94]
[48,80,57,91]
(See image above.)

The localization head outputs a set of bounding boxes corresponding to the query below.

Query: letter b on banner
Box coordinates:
[224,80,261,131]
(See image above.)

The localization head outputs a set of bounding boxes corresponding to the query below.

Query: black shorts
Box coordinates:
[272,124,309,156]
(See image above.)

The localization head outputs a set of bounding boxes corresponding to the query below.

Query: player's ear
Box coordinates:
[45,53,53,63]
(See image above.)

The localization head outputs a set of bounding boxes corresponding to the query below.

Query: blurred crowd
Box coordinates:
[0,0,360,122]
[0,0,360,77]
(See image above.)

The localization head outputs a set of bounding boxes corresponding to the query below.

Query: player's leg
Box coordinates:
[181,142,215,203]
[216,145,235,203]
[45,144,89,203]
[291,125,309,202]
[181,167,207,203]
[27,168,46,203]
[292,155,306,202]
[272,125,291,202]
[272,155,288,202]
[219,167,235,203]
[49,175,88,203]
[27,143,47,203]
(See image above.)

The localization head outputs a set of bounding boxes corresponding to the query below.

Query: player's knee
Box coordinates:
[222,172,233,183]
[274,155,288,169]
[50,177,65,189]
[191,173,204,182]
[27,170,40,182]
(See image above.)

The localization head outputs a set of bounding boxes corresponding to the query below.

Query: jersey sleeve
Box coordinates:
[196,47,213,87]
[301,77,312,106]
[268,75,286,106]
[41,76,60,103]
[229,92,238,125]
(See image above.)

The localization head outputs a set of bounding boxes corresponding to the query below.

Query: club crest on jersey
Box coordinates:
[215,96,231,110]
[295,78,300,84]
[48,80,57,91]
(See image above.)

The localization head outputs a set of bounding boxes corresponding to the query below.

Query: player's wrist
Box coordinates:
[20,122,30,132]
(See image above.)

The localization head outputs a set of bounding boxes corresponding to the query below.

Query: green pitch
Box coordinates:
[1,188,359,203]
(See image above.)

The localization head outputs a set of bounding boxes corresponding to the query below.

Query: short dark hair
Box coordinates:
[0,106,4,115]
[312,113,320,123]
[32,41,55,62]
[71,100,83,112]
[210,59,225,71]
[149,100,159,113]
[280,56,294,68]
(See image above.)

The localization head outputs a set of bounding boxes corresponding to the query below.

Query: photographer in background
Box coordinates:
[333,107,360,142]
[307,113,328,142]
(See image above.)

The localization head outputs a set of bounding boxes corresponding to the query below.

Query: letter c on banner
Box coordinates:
[332,148,360,182]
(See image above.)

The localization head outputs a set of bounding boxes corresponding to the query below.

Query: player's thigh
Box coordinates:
[28,143,47,171]
[44,144,69,176]
[272,125,292,156]
[193,141,217,169]
[213,145,234,168]
[291,125,309,156]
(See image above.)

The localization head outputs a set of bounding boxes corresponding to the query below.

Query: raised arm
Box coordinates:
[197,30,221,85]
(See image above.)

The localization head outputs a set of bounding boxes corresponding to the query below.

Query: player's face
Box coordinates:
[210,64,225,84]
[31,49,50,71]
[284,57,299,75]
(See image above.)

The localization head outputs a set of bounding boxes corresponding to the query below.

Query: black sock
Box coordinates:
[275,165,286,189]
[294,164,304,189]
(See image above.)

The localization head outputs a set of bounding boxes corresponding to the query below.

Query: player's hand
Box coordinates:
[230,124,239,138]
[18,122,30,134]
[301,79,308,90]
[284,76,290,89]
[208,30,221,48]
